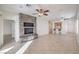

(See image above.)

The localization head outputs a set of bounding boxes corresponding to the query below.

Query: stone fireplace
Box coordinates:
[19,13,37,42]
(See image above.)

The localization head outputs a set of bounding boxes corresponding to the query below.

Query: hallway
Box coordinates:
[24,33,79,54]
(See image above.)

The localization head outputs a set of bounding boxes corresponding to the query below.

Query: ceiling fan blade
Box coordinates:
[40,9,43,13]
[44,10,49,12]
[36,9,39,12]
[44,14,48,16]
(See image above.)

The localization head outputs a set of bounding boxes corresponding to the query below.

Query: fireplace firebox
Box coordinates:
[24,28,33,34]
[23,22,34,34]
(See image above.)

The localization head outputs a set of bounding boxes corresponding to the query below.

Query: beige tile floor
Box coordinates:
[24,33,79,54]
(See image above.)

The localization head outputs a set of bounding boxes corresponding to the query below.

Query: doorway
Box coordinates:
[54,21,62,34]
[3,20,15,47]
[48,20,62,34]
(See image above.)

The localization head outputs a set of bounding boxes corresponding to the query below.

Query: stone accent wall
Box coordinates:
[19,13,37,37]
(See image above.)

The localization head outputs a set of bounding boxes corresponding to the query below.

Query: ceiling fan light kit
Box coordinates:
[38,13,43,16]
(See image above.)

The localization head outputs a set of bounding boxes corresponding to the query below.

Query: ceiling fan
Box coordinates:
[33,9,49,16]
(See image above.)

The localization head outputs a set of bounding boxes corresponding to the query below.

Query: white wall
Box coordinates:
[62,20,67,34]
[3,20,13,35]
[3,20,15,38]
[78,18,79,35]
[77,11,79,45]
[62,20,76,34]
[0,12,3,48]
[36,17,49,36]
[78,11,79,35]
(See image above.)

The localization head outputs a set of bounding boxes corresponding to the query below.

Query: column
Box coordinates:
[14,19,20,42]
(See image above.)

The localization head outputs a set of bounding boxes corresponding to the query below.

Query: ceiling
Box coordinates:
[0,4,79,20]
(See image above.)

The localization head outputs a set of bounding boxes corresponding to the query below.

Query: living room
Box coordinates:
[0,4,79,54]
